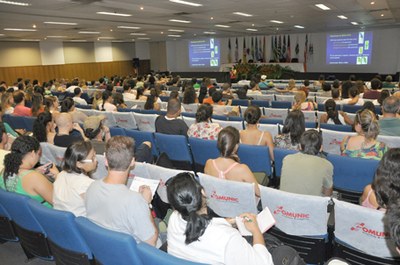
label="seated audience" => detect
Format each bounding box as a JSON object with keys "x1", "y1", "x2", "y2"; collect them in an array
[
  {"x1": 31, "y1": 93, "x2": 45, "y2": 117},
  {"x1": 53, "y1": 141, "x2": 96, "y2": 217},
  {"x1": 12, "y1": 91, "x2": 32, "y2": 116},
  {"x1": 258, "y1": 75, "x2": 269, "y2": 89},
  {"x1": 136, "y1": 87, "x2": 147, "y2": 101},
  {"x1": 382, "y1": 75, "x2": 395, "y2": 89},
  {"x1": 247, "y1": 80, "x2": 262, "y2": 95},
  {"x1": 61, "y1": 98, "x2": 88, "y2": 124},
  {"x1": 374, "y1": 89, "x2": 390, "y2": 106},
  {"x1": 123, "y1": 83, "x2": 137, "y2": 101},
  {"x1": 202, "y1": 87, "x2": 217, "y2": 105},
  {"x1": 113, "y1": 93, "x2": 128, "y2": 109},
  {"x1": 204, "y1": 126, "x2": 260, "y2": 197},
  {"x1": 0, "y1": 136, "x2": 58, "y2": 207},
  {"x1": 319, "y1": 99, "x2": 353, "y2": 126},
  {"x1": 363, "y1": 78, "x2": 382, "y2": 100},
  {"x1": 319, "y1": 83, "x2": 332, "y2": 97},
  {"x1": 378, "y1": 96, "x2": 400, "y2": 136},
  {"x1": 85, "y1": 136, "x2": 160, "y2": 247},
  {"x1": 221, "y1": 83, "x2": 235, "y2": 99},
  {"x1": 1, "y1": 92, "x2": 14, "y2": 114},
  {"x1": 240, "y1": 106, "x2": 274, "y2": 160},
  {"x1": 73, "y1": 87, "x2": 87, "y2": 106},
  {"x1": 341, "y1": 86, "x2": 364, "y2": 105},
  {"x1": 92, "y1": 90, "x2": 103, "y2": 109},
  {"x1": 280, "y1": 130, "x2": 333, "y2": 196},
  {"x1": 187, "y1": 104, "x2": 222, "y2": 140},
  {"x1": 155, "y1": 98, "x2": 188, "y2": 135},
  {"x1": 182, "y1": 87, "x2": 198, "y2": 104},
  {"x1": 341, "y1": 80, "x2": 352, "y2": 99},
  {"x1": 99, "y1": 90, "x2": 117, "y2": 112},
  {"x1": 292, "y1": 91, "x2": 316, "y2": 111},
  {"x1": 361, "y1": 148, "x2": 400, "y2": 211},
  {"x1": 83, "y1": 115, "x2": 111, "y2": 154},
  {"x1": 341, "y1": 109, "x2": 388, "y2": 160},
  {"x1": 44, "y1": 96, "x2": 60, "y2": 115},
  {"x1": 166, "y1": 172, "x2": 273, "y2": 265},
  {"x1": 32, "y1": 111, "x2": 56, "y2": 144},
  {"x1": 54, "y1": 113, "x2": 86, "y2": 148},
  {"x1": 274, "y1": 110, "x2": 305, "y2": 151},
  {"x1": 144, "y1": 92, "x2": 160, "y2": 111}
]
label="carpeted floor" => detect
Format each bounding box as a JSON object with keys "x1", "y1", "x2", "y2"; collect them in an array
[{"x1": 0, "y1": 241, "x2": 54, "y2": 265}]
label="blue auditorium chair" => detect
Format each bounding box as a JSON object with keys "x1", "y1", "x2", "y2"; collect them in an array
[
  {"x1": 124, "y1": 129, "x2": 158, "y2": 156},
  {"x1": 237, "y1": 144, "x2": 272, "y2": 185},
  {"x1": 320, "y1": 123, "x2": 353, "y2": 132},
  {"x1": 188, "y1": 137, "x2": 219, "y2": 172},
  {"x1": 271, "y1": 101, "x2": 292, "y2": 109},
  {"x1": 154, "y1": 133, "x2": 193, "y2": 170}
]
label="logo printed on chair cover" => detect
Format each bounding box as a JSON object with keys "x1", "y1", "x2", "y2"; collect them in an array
[
  {"x1": 210, "y1": 190, "x2": 239, "y2": 203},
  {"x1": 116, "y1": 118, "x2": 128, "y2": 123},
  {"x1": 273, "y1": 206, "x2": 310, "y2": 220},
  {"x1": 139, "y1": 120, "x2": 150, "y2": 125},
  {"x1": 329, "y1": 139, "x2": 342, "y2": 145},
  {"x1": 350, "y1": 223, "x2": 389, "y2": 239}
]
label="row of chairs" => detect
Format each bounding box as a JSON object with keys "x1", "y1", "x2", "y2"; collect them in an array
[{"x1": 0, "y1": 188, "x2": 204, "y2": 265}]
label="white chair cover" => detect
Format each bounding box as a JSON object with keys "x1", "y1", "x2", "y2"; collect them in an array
[
  {"x1": 96, "y1": 111, "x2": 117, "y2": 128},
  {"x1": 320, "y1": 128, "x2": 356, "y2": 155},
  {"x1": 260, "y1": 186, "x2": 330, "y2": 236},
  {"x1": 133, "y1": 113, "x2": 158, "y2": 132},
  {"x1": 254, "y1": 94, "x2": 274, "y2": 101},
  {"x1": 275, "y1": 94, "x2": 294, "y2": 102},
  {"x1": 79, "y1": 109, "x2": 94, "y2": 116},
  {"x1": 182, "y1": 103, "x2": 199, "y2": 113},
  {"x1": 182, "y1": 116, "x2": 196, "y2": 128},
  {"x1": 252, "y1": 124, "x2": 280, "y2": 139},
  {"x1": 213, "y1": 119, "x2": 243, "y2": 131},
  {"x1": 92, "y1": 154, "x2": 108, "y2": 180},
  {"x1": 240, "y1": 106, "x2": 248, "y2": 117},
  {"x1": 264, "y1": 108, "x2": 288, "y2": 121},
  {"x1": 377, "y1": 135, "x2": 400, "y2": 148},
  {"x1": 198, "y1": 173, "x2": 258, "y2": 217},
  {"x1": 126, "y1": 100, "x2": 145, "y2": 109},
  {"x1": 113, "y1": 112, "x2": 137, "y2": 130},
  {"x1": 302, "y1": 111, "x2": 317, "y2": 122},
  {"x1": 40, "y1": 142, "x2": 66, "y2": 167},
  {"x1": 334, "y1": 199, "x2": 399, "y2": 258},
  {"x1": 316, "y1": 96, "x2": 330, "y2": 104}
]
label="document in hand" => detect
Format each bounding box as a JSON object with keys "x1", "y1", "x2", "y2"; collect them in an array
[
  {"x1": 235, "y1": 207, "x2": 276, "y2": 236},
  {"x1": 129, "y1": 177, "x2": 160, "y2": 198}
]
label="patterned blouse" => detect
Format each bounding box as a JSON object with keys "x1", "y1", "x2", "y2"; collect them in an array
[
  {"x1": 341, "y1": 137, "x2": 388, "y2": 160},
  {"x1": 187, "y1": 122, "x2": 223, "y2": 140},
  {"x1": 273, "y1": 134, "x2": 300, "y2": 151}
]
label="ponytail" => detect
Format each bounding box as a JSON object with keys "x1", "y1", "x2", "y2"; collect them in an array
[
  {"x1": 325, "y1": 99, "x2": 342, "y2": 125},
  {"x1": 217, "y1": 126, "x2": 240, "y2": 163},
  {"x1": 184, "y1": 211, "x2": 211, "y2": 244},
  {"x1": 3, "y1": 153, "x2": 23, "y2": 190}
]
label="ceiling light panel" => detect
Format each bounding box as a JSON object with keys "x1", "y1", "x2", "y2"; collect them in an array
[
  {"x1": 215, "y1": 24, "x2": 231, "y2": 28},
  {"x1": 168, "y1": 29, "x2": 185, "y2": 32},
  {"x1": 233, "y1": 12, "x2": 253, "y2": 17},
  {"x1": 0, "y1": 0, "x2": 30, "y2": 6},
  {"x1": 270, "y1": 20, "x2": 284, "y2": 24},
  {"x1": 44, "y1": 22, "x2": 77, "y2": 25},
  {"x1": 315, "y1": 4, "x2": 330, "y2": 10},
  {"x1": 169, "y1": 19, "x2": 191, "y2": 23},
  {"x1": 169, "y1": 0, "x2": 202, "y2": 7},
  {"x1": 117, "y1": 26, "x2": 141, "y2": 29},
  {"x1": 96, "y1": 12, "x2": 131, "y2": 17},
  {"x1": 4, "y1": 28, "x2": 36, "y2": 31}
]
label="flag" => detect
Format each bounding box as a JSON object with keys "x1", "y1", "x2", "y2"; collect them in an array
[
  {"x1": 254, "y1": 37, "x2": 258, "y2": 61},
  {"x1": 228, "y1": 38, "x2": 232, "y2": 63},
  {"x1": 287, "y1": 35, "x2": 291, "y2": 62},
  {"x1": 274, "y1": 35, "x2": 279, "y2": 61},
  {"x1": 304, "y1": 34, "x2": 308, "y2": 72},
  {"x1": 282, "y1": 35, "x2": 286, "y2": 61},
  {"x1": 234, "y1": 37, "x2": 239, "y2": 62},
  {"x1": 258, "y1": 37, "x2": 263, "y2": 62},
  {"x1": 251, "y1": 37, "x2": 255, "y2": 60},
  {"x1": 263, "y1": 36, "x2": 267, "y2": 62},
  {"x1": 242, "y1": 37, "x2": 247, "y2": 62},
  {"x1": 278, "y1": 35, "x2": 282, "y2": 61},
  {"x1": 295, "y1": 36, "x2": 299, "y2": 56},
  {"x1": 270, "y1": 36, "x2": 275, "y2": 61}
]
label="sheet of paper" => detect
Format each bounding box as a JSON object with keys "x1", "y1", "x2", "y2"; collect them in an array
[
  {"x1": 236, "y1": 207, "x2": 276, "y2": 236},
  {"x1": 129, "y1": 176, "x2": 160, "y2": 198}
]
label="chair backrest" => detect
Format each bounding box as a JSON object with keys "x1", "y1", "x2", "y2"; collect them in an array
[
  {"x1": 316, "y1": 96, "x2": 330, "y2": 104},
  {"x1": 377, "y1": 135, "x2": 400, "y2": 148},
  {"x1": 334, "y1": 199, "x2": 399, "y2": 259},
  {"x1": 327, "y1": 154, "x2": 380, "y2": 193},
  {"x1": 271, "y1": 101, "x2": 292, "y2": 109},
  {"x1": 126, "y1": 100, "x2": 146, "y2": 109},
  {"x1": 154, "y1": 133, "x2": 193, "y2": 164},
  {"x1": 11, "y1": 115, "x2": 26, "y2": 129},
  {"x1": 212, "y1": 119, "x2": 243, "y2": 131},
  {"x1": 255, "y1": 123, "x2": 280, "y2": 139},
  {"x1": 198, "y1": 173, "x2": 258, "y2": 217},
  {"x1": 320, "y1": 123, "x2": 353, "y2": 132},
  {"x1": 231, "y1": 99, "x2": 249, "y2": 106},
  {"x1": 137, "y1": 242, "x2": 206, "y2": 265},
  {"x1": 75, "y1": 216, "x2": 143, "y2": 265},
  {"x1": 260, "y1": 186, "x2": 330, "y2": 236},
  {"x1": 23, "y1": 116, "x2": 36, "y2": 131},
  {"x1": 320, "y1": 128, "x2": 356, "y2": 155},
  {"x1": 40, "y1": 142, "x2": 66, "y2": 167},
  {"x1": 342, "y1": 104, "x2": 363, "y2": 113},
  {"x1": 251, "y1": 100, "x2": 270, "y2": 108},
  {"x1": 264, "y1": 107, "x2": 289, "y2": 121},
  {"x1": 28, "y1": 200, "x2": 92, "y2": 258},
  {"x1": 182, "y1": 103, "x2": 199, "y2": 113},
  {"x1": 133, "y1": 113, "x2": 158, "y2": 132},
  {"x1": 188, "y1": 138, "x2": 219, "y2": 170},
  {"x1": 253, "y1": 94, "x2": 274, "y2": 102},
  {"x1": 182, "y1": 116, "x2": 196, "y2": 128},
  {"x1": 275, "y1": 94, "x2": 294, "y2": 103},
  {"x1": 0, "y1": 197, "x2": 18, "y2": 241},
  {"x1": 95, "y1": 111, "x2": 117, "y2": 128},
  {"x1": 237, "y1": 144, "x2": 272, "y2": 175},
  {"x1": 124, "y1": 129, "x2": 158, "y2": 156},
  {"x1": 92, "y1": 154, "x2": 108, "y2": 180},
  {"x1": 110, "y1": 127, "x2": 126, "y2": 136},
  {"x1": 79, "y1": 108, "x2": 94, "y2": 116},
  {"x1": 273, "y1": 148, "x2": 298, "y2": 177},
  {"x1": 113, "y1": 112, "x2": 138, "y2": 130},
  {"x1": 2, "y1": 114, "x2": 15, "y2": 128},
  {"x1": 302, "y1": 110, "x2": 316, "y2": 122}
]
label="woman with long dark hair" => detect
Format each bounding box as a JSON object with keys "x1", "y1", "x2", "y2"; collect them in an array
[
  {"x1": 274, "y1": 110, "x2": 305, "y2": 150},
  {"x1": 0, "y1": 136, "x2": 58, "y2": 207},
  {"x1": 100, "y1": 90, "x2": 117, "y2": 112},
  {"x1": 204, "y1": 126, "x2": 260, "y2": 196},
  {"x1": 60, "y1": 97, "x2": 87, "y2": 123},
  {"x1": 32, "y1": 111, "x2": 56, "y2": 144},
  {"x1": 31, "y1": 93, "x2": 45, "y2": 117},
  {"x1": 166, "y1": 173, "x2": 273, "y2": 265},
  {"x1": 53, "y1": 140, "x2": 97, "y2": 216},
  {"x1": 319, "y1": 99, "x2": 353, "y2": 125}
]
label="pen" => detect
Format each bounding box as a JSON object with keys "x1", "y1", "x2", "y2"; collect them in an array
[{"x1": 244, "y1": 216, "x2": 252, "y2": 222}]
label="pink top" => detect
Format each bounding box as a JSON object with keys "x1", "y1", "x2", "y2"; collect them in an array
[
  {"x1": 211, "y1": 160, "x2": 239, "y2": 179},
  {"x1": 13, "y1": 105, "x2": 32, "y2": 117},
  {"x1": 361, "y1": 189, "x2": 385, "y2": 212}
]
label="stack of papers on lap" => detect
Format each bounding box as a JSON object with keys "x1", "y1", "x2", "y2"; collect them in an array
[
  {"x1": 236, "y1": 207, "x2": 276, "y2": 236},
  {"x1": 129, "y1": 177, "x2": 160, "y2": 198}
]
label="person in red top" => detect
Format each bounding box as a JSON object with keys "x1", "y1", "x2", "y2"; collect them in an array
[
  {"x1": 363, "y1": 78, "x2": 382, "y2": 100},
  {"x1": 12, "y1": 91, "x2": 32, "y2": 117}
]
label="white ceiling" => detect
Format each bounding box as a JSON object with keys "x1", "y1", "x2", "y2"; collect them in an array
[{"x1": 0, "y1": 0, "x2": 399, "y2": 42}]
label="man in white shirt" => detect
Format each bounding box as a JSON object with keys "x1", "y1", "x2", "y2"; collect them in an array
[
  {"x1": 73, "y1": 87, "x2": 88, "y2": 106},
  {"x1": 66, "y1": 80, "x2": 80, "y2": 93},
  {"x1": 123, "y1": 84, "x2": 137, "y2": 101}
]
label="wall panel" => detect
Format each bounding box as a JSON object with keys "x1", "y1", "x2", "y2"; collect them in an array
[{"x1": 0, "y1": 61, "x2": 134, "y2": 84}]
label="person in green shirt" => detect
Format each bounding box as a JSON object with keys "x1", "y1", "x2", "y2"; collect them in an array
[
  {"x1": 379, "y1": 96, "x2": 400, "y2": 136},
  {"x1": 0, "y1": 135, "x2": 58, "y2": 207}
]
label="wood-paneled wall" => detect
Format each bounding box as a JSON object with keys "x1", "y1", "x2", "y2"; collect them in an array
[{"x1": 0, "y1": 60, "x2": 135, "y2": 84}]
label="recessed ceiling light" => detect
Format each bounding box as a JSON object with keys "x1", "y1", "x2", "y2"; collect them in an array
[
  {"x1": 44, "y1": 22, "x2": 78, "y2": 26},
  {"x1": 20, "y1": 39, "x2": 40, "y2": 41},
  {"x1": 168, "y1": 29, "x2": 185, "y2": 32},
  {"x1": 117, "y1": 26, "x2": 141, "y2": 30},
  {"x1": 380, "y1": 13, "x2": 384, "y2": 17},
  {"x1": 4, "y1": 28, "x2": 36, "y2": 31},
  {"x1": 315, "y1": 4, "x2": 330, "y2": 10},
  {"x1": 130, "y1": 33, "x2": 147, "y2": 36},
  {"x1": 351, "y1": 22, "x2": 359, "y2": 25},
  {"x1": 168, "y1": 34, "x2": 181, "y2": 37},
  {"x1": 78, "y1": 31, "x2": 100, "y2": 34},
  {"x1": 138, "y1": 37, "x2": 150, "y2": 40},
  {"x1": 169, "y1": 0, "x2": 202, "y2": 7},
  {"x1": 252, "y1": 24, "x2": 255, "y2": 26},
  {"x1": 70, "y1": 40, "x2": 87, "y2": 42},
  {"x1": 161, "y1": 32, "x2": 164, "y2": 34},
  {"x1": 110, "y1": 29, "x2": 113, "y2": 32},
  {"x1": 370, "y1": 1, "x2": 375, "y2": 5},
  {"x1": 0, "y1": 34, "x2": 4, "y2": 36},
  {"x1": 215, "y1": 24, "x2": 230, "y2": 28},
  {"x1": 0, "y1": 0, "x2": 30, "y2": 6},
  {"x1": 169, "y1": 19, "x2": 191, "y2": 23},
  {"x1": 246, "y1": 28, "x2": 258, "y2": 32},
  {"x1": 233, "y1": 12, "x2": 253, "y2": 17},
  {"x1": 46, "y1": 36, "x2": 67, "y2": 38},
  {"x1": 337, "y1": 15, "x2": 348, "y2": 19},
  {"x1": 32, "y1": 24, "x2": 36, "y2": 28},
  {"x1": 140, "y1": 6, "x2": 144, "y2": 10},
  {"x1": 294, "y1": 25, "x2": 305, "y2": 29},
  {"x1": 203, "y1": 31, "x2": 216, "y2": 34},
  {"x1": 96, "y1": 12, "x2": 131, "y2": 17},
  {"x1": 270, "y1": 20, "x2": 284, "y2": 24}
]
